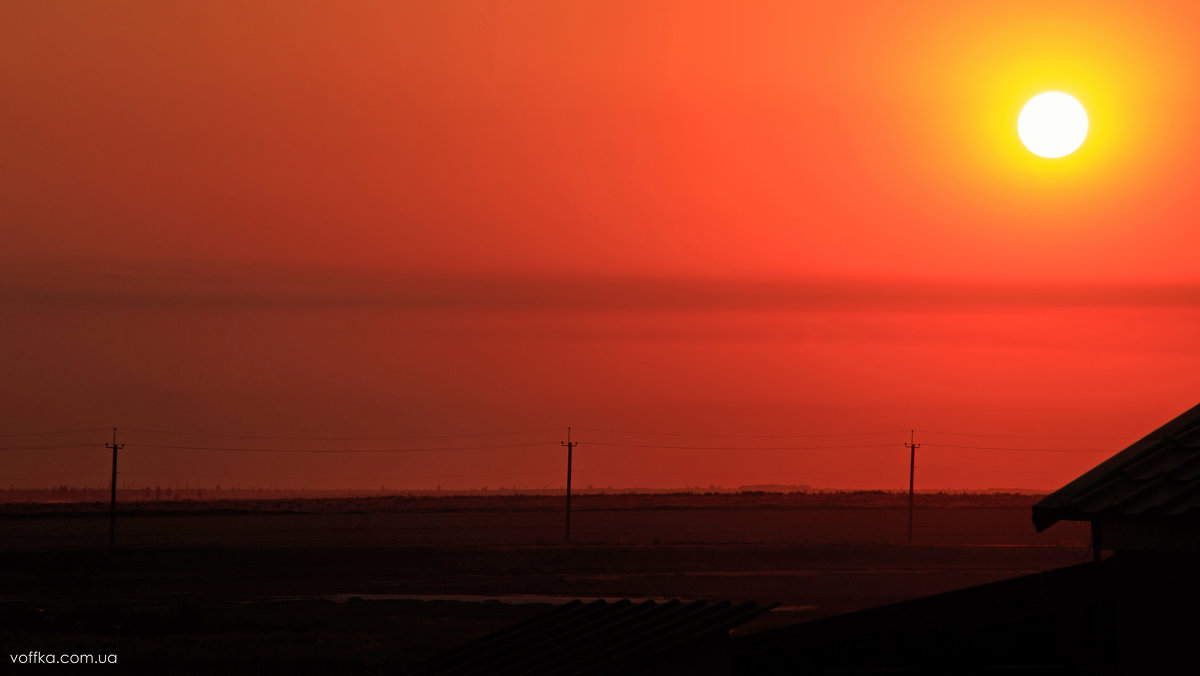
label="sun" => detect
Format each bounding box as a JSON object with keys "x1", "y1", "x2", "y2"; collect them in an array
[{"x1": 1018, "y1": 92, "x2": 1088, "y2": 158}]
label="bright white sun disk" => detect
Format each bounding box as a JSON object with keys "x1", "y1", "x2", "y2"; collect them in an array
[{"x1": 1018, "y1": 92, "x2": 1088, "y2": 158}]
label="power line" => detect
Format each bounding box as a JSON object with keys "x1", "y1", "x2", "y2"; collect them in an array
[
  {"x1": 127, "y1": 441, "x2": 552, "y2": 454},
  {"x1": 917, "y1": 429, "x2": 1131, "y2": 441},
  {"x1": 922, "y1": 443, "x2": 1115, "y2": 453},
  {"x1": 0, "y1": 429, "x2": 107, "y2": 439},
  {"x1": 577, "y1": 427, "x2": 1130, "y2": 443},
  {"x1": 121, "y1": 470, "x2": 564, "y2": 480},
  {"x1": 0, "y1": 440, "x2": 1118, "y2": 455},
  {"x1": 585, "y1": 442, "x2": 898, "y2": 451},
  {"x1": 585, "y1": 441, "x2": 1116, "y2": 454},
  {"x1": 119, "y1": 426, "x2": 563, "y2": 442},
  {"x1": 573, "y1": 427, "x2": 907, "y2": 439},
  {"x1": 573, "y1": 468, "x2": 910, "y2": 477},
  {"x1": 915, "y1": 465, "x2": 1086, "y2": 475},
  {"x1": 0, "y1": 443, "x2": 97, "y2": 451}
]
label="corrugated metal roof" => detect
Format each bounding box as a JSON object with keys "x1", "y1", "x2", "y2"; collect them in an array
[
  {"x1": 1033, "y1": 401, "x2": 1200, "y2": 531},
  {"x1": 410, "y1": 599, "x2": 772, "y2": 676}
]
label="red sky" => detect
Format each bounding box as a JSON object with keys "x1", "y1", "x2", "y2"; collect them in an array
[{"x1": 4, "y1": 1, "x2": 1200, "y2": 490}]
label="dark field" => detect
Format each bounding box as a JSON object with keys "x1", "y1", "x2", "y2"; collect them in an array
[{"x1": 0, "y1": 493, "x2": 1090, "y2": 673}]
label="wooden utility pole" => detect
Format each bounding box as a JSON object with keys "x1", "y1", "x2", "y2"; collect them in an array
[
  {"x1": 106, "y1": 427, "x2": 124, "y2": 550},
  {"x1": 905, "y1": 430, "x2": 920, "y2": 544},
  {"x1": 561, "y1": 427, "x2": 577, "y2": 544}
]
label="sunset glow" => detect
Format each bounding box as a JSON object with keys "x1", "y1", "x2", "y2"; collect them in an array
[
  {"x1": 1018, "y1": 93, "x2": 1088, "y2": 158},
  {"x1": 3, "y1": 2, "x2": 1200, "y2": 492}
]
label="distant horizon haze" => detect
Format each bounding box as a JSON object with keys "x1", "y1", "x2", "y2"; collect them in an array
[{"x1": 3, "y1": 2, "x2": 1200, "y2": 492}]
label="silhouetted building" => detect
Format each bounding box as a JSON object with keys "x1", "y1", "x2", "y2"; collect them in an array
[{"x1": 1034, "y1": 401, "x2": 1200, "y2": 558}]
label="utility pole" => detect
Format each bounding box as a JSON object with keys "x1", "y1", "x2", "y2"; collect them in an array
[
  {"x1": 905, "y1": 430, "x2": 920, "y2": 544},
  {"x1": 106, "y1": 427, "x2": 124, "y2": 550},
  {"x1": 561, "y1": 427, "x2": 577, "y2": 544}
]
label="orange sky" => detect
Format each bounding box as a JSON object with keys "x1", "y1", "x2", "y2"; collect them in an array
[{"x1": 3, "y1": 1, "x2": 1200, "y2": 490}]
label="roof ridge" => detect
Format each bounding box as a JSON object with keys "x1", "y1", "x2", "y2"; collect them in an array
[{"x1": 1032, "y1": 401, "x2": 1200, "y2": 531}]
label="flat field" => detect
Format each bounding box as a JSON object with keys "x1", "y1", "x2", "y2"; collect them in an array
[{"x1": 0, "y1": 493, "x2": 1090, "y2": 673}]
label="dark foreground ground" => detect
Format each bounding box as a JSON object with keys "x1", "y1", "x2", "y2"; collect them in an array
[{"x1": 0, "y1": 493, "x2": 1089, "y2": 673}]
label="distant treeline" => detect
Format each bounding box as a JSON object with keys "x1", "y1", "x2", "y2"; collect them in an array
[
  {"x1": 2, "y1": 485, "x2": 819, "y2": 504},
  {"x1": 1, "y1": 486, "x2": 403, "y2": 503},
  {"x1": 0, "y1": 488, "x2": 1049, "y2": 514},
  {"x1": 0, "y1": 483, "x2": 1049, "y2": 505}
]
